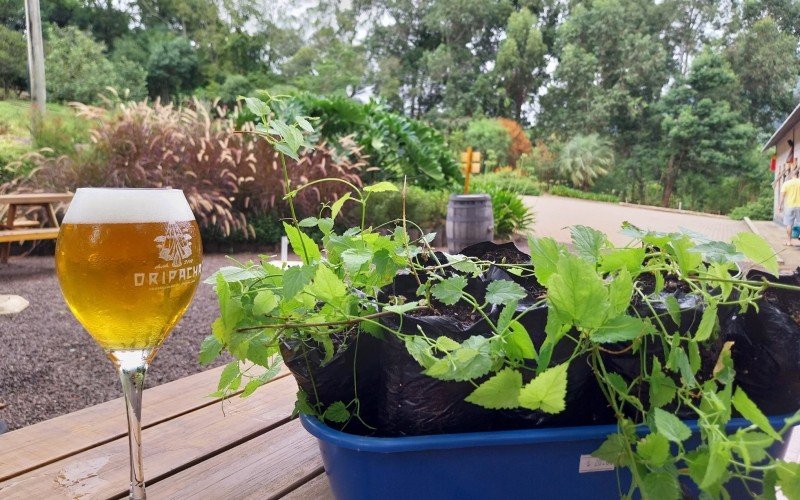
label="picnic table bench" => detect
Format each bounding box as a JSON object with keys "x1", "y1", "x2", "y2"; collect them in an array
[
  {"x1": 0, "y1": 193, "x2": 73, "y2": 263},
  {"x1": 0, "y1": 366, "x2": 333, "y2": 499}
]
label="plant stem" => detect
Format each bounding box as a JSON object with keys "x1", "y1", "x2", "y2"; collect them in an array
[
  {"x1": 236, "y1": 307, "x2": 427, "y2": 332},
  {"x1": 279, "y1": 152, "x2": 310, "y2": 262}
]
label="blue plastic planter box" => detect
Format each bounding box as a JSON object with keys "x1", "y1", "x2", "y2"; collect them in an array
[{"x1": 301, "y1": 414, "x2": 789, "y2": 499}]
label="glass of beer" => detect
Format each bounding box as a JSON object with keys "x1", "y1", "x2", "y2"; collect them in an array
[{"x1": 55, "y1": 188, "x2": 202, "y2": 499}]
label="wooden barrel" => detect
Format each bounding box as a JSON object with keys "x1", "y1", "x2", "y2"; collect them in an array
[{"x1": 446, "y1": 194, "x2": 494, "y2": 253}]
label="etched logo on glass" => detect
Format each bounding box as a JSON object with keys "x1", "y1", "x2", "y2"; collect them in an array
[{"x1": 155, "y1": 222, "x2": 193, "y2": 268}]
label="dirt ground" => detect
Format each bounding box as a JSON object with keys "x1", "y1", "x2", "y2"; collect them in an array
[{"x1": 0, "y1": 253, "x2": 264, "y2": 431}]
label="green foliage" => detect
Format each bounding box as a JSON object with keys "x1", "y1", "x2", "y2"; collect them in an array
[
  {"x1": 363, "y1": 184, "x2": 449, "y2": 232},
  {"x1": 472, "y1": 183, "x2": 535, "y2": 238},
  {"x1": 548, "y1": 185, "x2": 619, "y2": 203},
  {"x1": 495, "y1": 8, "x2": 546, "y2": 120},
  {"x1": 145, "y1": 35, "x2": 200, "y2": 101},
  {"x1": 289, "y1": 94, "x2": 461, "y2": 189},
  {"x1": 729, "y1": 195, "x2": 774, "y2": 221},
  {"x1": 0, "y1": 26, "x2": 26, "y2": 96},
  {"x1": 558, "y1": 134, "x2": 614, "y2": 190},
  {"x1": 45, "y1": 26, "x2": 147, "y2": 104},
  {"x1": 472, "y1": 171, "x2": 541, "y2": 196},
  {"x1": 463, "y1": 118, "x2": 512, "y2": 169}
]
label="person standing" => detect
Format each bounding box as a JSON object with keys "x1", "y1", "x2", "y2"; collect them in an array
[{"x1": 780, "y1": 168, "x2": 800, "y2": 246}]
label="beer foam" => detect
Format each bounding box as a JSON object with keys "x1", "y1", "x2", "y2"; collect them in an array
[{"x1": 62, "y1": 188, "x2": 196, "y2": 224}]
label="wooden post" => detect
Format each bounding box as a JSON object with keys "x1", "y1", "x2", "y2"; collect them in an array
[
  {"x1": 464, "y1": 147, "x2": 473, "y2": 194},
  {"x1": 24, "y1": 0, "x2": 46, "y2": 121}
]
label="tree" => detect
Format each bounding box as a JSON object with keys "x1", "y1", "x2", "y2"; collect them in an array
[
  {"x1": 495, "y1": 8, "x2": 546, "y2": 121},
  {"x1": 46, "y1": 26, "x2": 147, "y2": 103},
  {"x1": 145, "y1": 35, "x2": 201, "y2": 101},
  {"x1": 558, "y1": 133, "x2": 614, "y2": 190},
  {"x1": 0, "y1": 26, "x2": 27, "y2": 96},
  {"x1": 657, "y1": 51, "x2": 755, "y2": 207},
  {"x1": 463, "y1": 118, "x2": 512, "y2": 169},
  {"x1": 726, "y1": 17, "x2": 799, "y2": 131}
]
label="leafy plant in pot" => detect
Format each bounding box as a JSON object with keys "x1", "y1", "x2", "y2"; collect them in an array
[{"x1": 200, "y1": 94, "x2": 800, "y2": 499}]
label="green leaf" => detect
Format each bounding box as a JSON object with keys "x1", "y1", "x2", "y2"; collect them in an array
[
  {"x1": 528, "y1": 236, "x2": 565, "y2": 284},
  {"x1": 447, "y1": 254, "x2": 481, "y2": 277},
  {"x1": 732, "y1": 232, "x2": 779, "y2": 275},
  {"x1": 637, "y1": 433, "x2": 671, "y2": 467},
  {"x1": 777, "y1": 461, "x2": 800, "y2": 500},
  {"x1": 283, "y1": 222, "x2": 321, "y2": 264},
  {"x1": 341, "y1": 247, "x2": 373, "y2": 273},
  {"x1": 274, "y1": 142, "x2": 300, "y2": 161},
  {"x1": 664, "y1": 295, "x2": 681, "y2": 327},
  {"x1": 295, "y1": 116, "x2": 314, "y2": 132},
  {"x1": 217, "y1": 362, "x2": 240, "y2": 391},
  {"x1": 546, "y1": 254, "x2": 609, "y2": 329},
  {"x1": 404, "y1": 336, "x2": 435, "y2": 368},
  {"x1": 694, "y1": 304, "x2": 718, "y2": 342},
  {"x1": 669, "y1": 236, "x2": 703, "y2": 275},
  {"x1": 205, "y1": 265, "x2": 267, "y2": 284},
  {"x1": 384, "y1": 301, "x2": 420, "y2": 314},
  {"x1": 465, "y1": 368, "x2": 523, "y2": 409},
  {"x1": 282, "y1": 265, "x2": 315, "y2": 301},
  {"x1": 322, "y1": 401, "x2": 350, "y2": 423},
  {"x1": 608, "y1": 269, "x2": 633, "y2": 315},
  {"x1": 505, "y1": 320, "x2": 536, "y2": 360},
  {"x1": 732, "y1": 430, "x2": 772, "y2": 465},
  {"x1": 649, "y1": 359, "x2": 677, "y2": 408},
  {"x1": 330, "y1": 192, "x2": 352, "y2": 220},
  {"x1": 518, "y1": 363, "x2": 569, "y2": 414},
  {"x1": 318, "y1": 217, "x2": 334, "y2": 235},
  {"x1": 298, "y1": 217, "x2": 318, "y2": 228},
  {"x1": 363, "y1": 181, "x2": 398, "y2": 193},
  {"x1": 641, "y1": 470, "x2": 680, "y2": 500},
  {"x1": 701, "y1": 439, "x2": 731, "y2": 489},
  {"x1": 199, "y1": 335, "x2": 223, "y2": 365},
  {"x1": 486, "y1": 280, "x2": 527, "y2": 305},
  {"x1": 599, "y1": 248, "x2": 645, "y2": 274},
  {"x1": 732, "y1": 388, "x2": 781, "y2": 440},
  {"x1": 593, "y1": 433, "x2": 630, "y2": 466},
  {"x1": 431, "y1": 275, "x2": 468, "y2": 306},
  {"x1": 252, "y1": 290, "x2": 279, "y2": 316},
  {"x1": 242, "y1": 96, "x2": 270, "y2": 117},
  {"x1": 434, "y1": 336, "x2": 461, "y2": 352},
  {"x1": 591, "y1": 315, "x2": 650, "y2": 344},
  {"x1": 653, "y1": 407, "x2": 691, "y2": 443},
  {"x1": 571, "y1": 225, "x2": 607, "y2": 262},
  {"x1": 423, "y1": 336, "x2": 494, "y2": 381},
  {"x1": 307, "y1": 265, "x2": 347, "y2": 304}
]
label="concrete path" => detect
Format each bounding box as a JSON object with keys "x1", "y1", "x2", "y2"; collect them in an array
[{"x1": 523, "y1": 195, "x2": 748, "y2": 246}]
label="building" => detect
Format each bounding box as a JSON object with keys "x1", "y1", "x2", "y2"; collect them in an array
[{"x1": 764, "y1": 103, "x2": 800, "y2": 222}]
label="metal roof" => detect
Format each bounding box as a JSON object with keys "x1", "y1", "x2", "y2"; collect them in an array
[{"x1": 763, "y1": 102, "x2": 800, "y2": 152}]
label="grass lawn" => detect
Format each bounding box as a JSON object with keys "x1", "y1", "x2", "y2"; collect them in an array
[{"x1": 0, "y1": 99, "x2": 89, "y2": 179}]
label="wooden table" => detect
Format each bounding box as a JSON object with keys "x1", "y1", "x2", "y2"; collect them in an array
[
  {"x1": 0, "y1": 366, "x2": 333, "y2": 499},
  {"x1": 0, "y1": 193, "x2": 73, "y2": 263}
]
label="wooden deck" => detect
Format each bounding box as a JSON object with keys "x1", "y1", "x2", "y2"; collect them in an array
[{"x1": 0, "y1": 366, "x2": 332, "y2": 499}]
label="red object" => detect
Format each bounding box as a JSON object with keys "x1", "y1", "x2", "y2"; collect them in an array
[{"x1": 771, "y1": 156, "x2": 777, "y2": 171}]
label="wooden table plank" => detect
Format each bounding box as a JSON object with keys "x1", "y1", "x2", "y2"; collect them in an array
[
  {"x1": 0, "y1": 374, "x2": 298, "y2": 499},
  {"x1": 147, "y1": 418, "x2": 323, "y2": 499},
  {"x1": 0, "y1": 193, "x2": 74, "y2": 204},
  {"x1": 0, "y1": 366, "x2": 287, "y2": 482},
  {"x1": 281, "y1": 472, "x2": 334, "y2": 500}
]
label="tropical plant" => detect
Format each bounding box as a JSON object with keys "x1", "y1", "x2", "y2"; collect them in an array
[{"x1": 558, "y1": 133, "x2": 614, "y2": 190}]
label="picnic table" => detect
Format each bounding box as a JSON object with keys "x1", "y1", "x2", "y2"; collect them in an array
[
  {"x1": 0, "y1": 366, "x2": 333, "y2": 499},
  {"x1": 0, "y1": 192, "x2": 73, "y2": 263}
]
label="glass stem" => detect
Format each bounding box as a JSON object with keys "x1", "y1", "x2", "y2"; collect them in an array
[{"x1": 112, "y1": 349, "x2": 150, "y2": 500}]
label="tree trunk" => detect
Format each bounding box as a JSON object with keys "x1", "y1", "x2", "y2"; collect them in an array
[{"x1": 661, "y1": 155, "x2": 678, "y2": 207}]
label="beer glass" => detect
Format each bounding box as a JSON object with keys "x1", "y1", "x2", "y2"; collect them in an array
[{"x1": 55, "y1": 188, "x2": 202, "y2": 499}]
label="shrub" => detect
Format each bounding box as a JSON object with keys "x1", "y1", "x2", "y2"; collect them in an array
[
  {"x1": 729, "y1": 196, "x2": 774, "y2": 220},
  {"x1": 472, "y1": 182, "x2": 534, "y2": 238},
  {"x1": 471, "y1": 171, "x2": 540, "y2": 196},
  {"x1": 464, "y1": 118, "x2": 512, "y2": 169},
  {"x1": 0, "y1": 26, "x2": 27, "y2": 96},
  {"x1": 497, "y1": 118, "x2": 532, "y2": 167},
  {"x1": 548, "y1": 185, "x2": 620, "y2": 203},
  {"x1": 362, "y1": 184, "x2": 449, "y2": 233},
  {"x1": 4, "y1": 99, "x2": 365, "y2": 238}
]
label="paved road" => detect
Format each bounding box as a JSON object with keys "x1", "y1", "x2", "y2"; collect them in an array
[{"x1": 524, "y1": 195, "x2": 748, "y2": 246}]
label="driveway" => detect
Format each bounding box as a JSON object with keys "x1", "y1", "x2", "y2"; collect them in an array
[{"x1": 524, "y1": 195, "x2": 748, "y2": 246}]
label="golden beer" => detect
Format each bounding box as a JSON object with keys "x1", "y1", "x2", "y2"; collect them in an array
[{"x1": 56, "y1": 221, "x2": 202, "y2": 350}]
